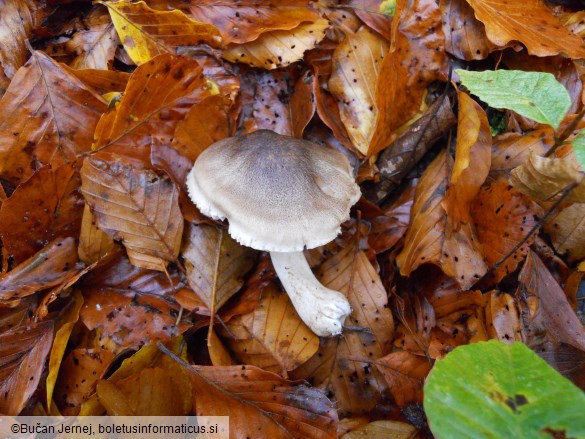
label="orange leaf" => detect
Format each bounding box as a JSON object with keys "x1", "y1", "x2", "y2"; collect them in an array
[
  {"x1": 0, "y1": 50, "x2": 107, "y2": 184},
  {"x1": 375, "y1": 351, "x2": 432, "y2": 406},
  {"x1": 465, "y1": 0, "x2": 585, "y2": 58},
  {"x1": 189, "y1": 0, "x2": 321, "y2": 44},
  {"x1": 0, "y1": 320, "x2": 53, "y2": 415},
  {"x1": 222, "y1": 284, "x2": 319, "y2": 374},
  {"x1": 80, "y1": 155, "x2": 183, "y2": 271},
  {"x1": 544, "y1": 202, "x2": 585, "y2": 263}
]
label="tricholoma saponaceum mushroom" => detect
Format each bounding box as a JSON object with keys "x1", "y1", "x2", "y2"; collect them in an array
[{"x1": 186, "y1": 130, "x2": 361, "y2": 337}]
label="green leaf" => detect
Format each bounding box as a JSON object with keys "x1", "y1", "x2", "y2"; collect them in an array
[
  {"x1": 571, "y1": 130, "x2": 585, "y2": 172},
  {"x1": 424, "y1": 341, "x2": 585, "y2": 439},
  {"x1": 456, "y1": 69, "x2": 571, "y2": 130}
]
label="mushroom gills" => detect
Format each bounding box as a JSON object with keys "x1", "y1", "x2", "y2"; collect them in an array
[{"x1": 270, "y1": 251, "x2": 351, "y2": 337}]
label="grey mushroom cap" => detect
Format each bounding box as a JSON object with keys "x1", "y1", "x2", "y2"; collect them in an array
[{"x1": 186, "y1": 130, "x2": 362, "y2": 252}]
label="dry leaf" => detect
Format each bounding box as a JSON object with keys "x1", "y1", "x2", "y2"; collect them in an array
[
  {"x1": 81, "y1": 154, "x2": 183, "y2": 271},
  {"x1": 181, "y1": 224, "x2": 254, "y2": 310},
  {"x1": 544, "y1": 202, "x2": 585, "y2": 262},
  {"x1": 67, "y1": 7, "x2": 118, "y2": 70},
  {"x1": 471, "y1": 181, "x2": 543, "y2": 283},
  {"x1": 486, "y1": 291, "x2": 521, "y2": 343},
  {"x1": 465, "y1": 0, "x2": 585, "y2": 58},
  {"x1": 0, "y1": 237, "x2": 79, "y2": 302},
  {"x1": 102, "y1": 0, "x2": 222, "y2": 64},
  {"x1": 184, "y1": 363, "x2": 337, "y2": 438},
  {"x1": 71, "y1": 68, "x2": 130, "y2": 94},
  {"x1": 92, "y1": 53, "x2": 215, "y2": 164},
  {"x1": 342, "y1": 420, "x2": 418, "y2": 439},
  {"x1": 223, "y1": 19, "x2": 329, "y2": 69},
  {"x1": 0, "y1": 164, "x2": 83, "y2": 266},
  {"x1": 329, "y1": 26, "x2": 388, "y2": 155},
  {"x1": 222, "y1": 284, "x2": 319, "y2": 374},
  {"x1": 0, "y1": 320, "x2": 53, "y2": 415},
  {"x1": 510, "y1": 151, "x2": 585, "y2": 203},
  {"x1": 490, "y1": 130, "x2": 552, "y2": 174},
  {"x1": 375, "y1": 351, "x2": 432, "y2": 406},
  {"x1": 0, "y1": 50, "x2": 107, "y2": 184},
  {"x1": 189, "y1": 0, "x2": 321, "y2": 45},
  {"x1": 78, "y1": 204, "x2": 117, "y2": 264}
]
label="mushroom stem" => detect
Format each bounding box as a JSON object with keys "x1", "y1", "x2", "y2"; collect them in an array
[{"x1": 270, "y1": 251, "x2": 352, "y2": 337}]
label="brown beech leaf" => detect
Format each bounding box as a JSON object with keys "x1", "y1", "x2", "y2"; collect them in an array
[
  {"x1": 180, "y1": 362, "x2": 337, "y2": 438},
  {"x1": 0, "y1": 320, "x2": 53, "y2": 415},
  {"x1": 349, "y1": 0, "x2": 392, "y2": 40},
  {"x1": 97, "y1": 365, "x2": 191, "y2": 415},
  {"x1": 398, "y1": 93, "x2": 490, "y2": 289},
  {"x1": 293, "y1": 243, "x2": 394, "y2": 414},
  {"x1": 519, "y1": 250, "x2": 585, "y2": 351},
  {"x1": 102, "y1": 0, "x2": 222, "y2": 65},
  {"x1": 80, "y1": 155, "x2": 183, "y2": 271},
  {"x1": 80, "y1": 288, "x2": 189, "y2": 353},
  {"x1": 465, "y1": 0, "x2": 585, "y2": 58},
  {"x1": 0, "y1": 237, "x2": 79, "y2": 302},
  {"x1": 544, "y1": 203, "x2": 585, "y2": 262},
  {"x1": 71, "y1": 69, "x2": 130, "y2": 94},
  {"x1": 440, "y1": 0, "x2": 495, "y2": 60},
  {"x1": 67, "y1": 7, "x2": 119, "y2": 70},
  {"x1": 510, "y1": 151, "x2": 585, "y2": 203},
  {"x1": 0, "y1": 50, "x2": 107, "y2": 185},
  {"x1": 55, "y1": 348, "x2": 116, "y2": 415},
  {"x1": 0, "y1": 165, "x2": 83, "y2": 266},
  {"x1": 342, "y1": 420, "x2": 417, "y2": 439},
  {"x1": 371, "y1": 0, "x2": 448, "y2": 155},
  {"x1": 189, "y1": 0, "x2": 321, "y2": 45},
  {"x1": 78, "y1": 204, "x2": 117, "y2": 264},
  {"x1": 171, "y1": 94, "x2": 236, "y2": 162},
  {"x1": 375, "y1": 351, "x2": 432, "y2": 406},
  {"x1": 92, "y1": 53, "x2": 215, "y2": 164},
  {"x1": 181, "y1": 224, "x2": 254, "y2": 310},
  {"x1": 486, "y1": 290, "x2": 522, "y2": 343},
  {"x1": 223, "y1": 19, "x2": 329, "y2": 69},
  {"x1": 0, "y1": 0, "x2": 35, "y2": 92},
  {"x1": 329, "y1": 26, "x2": 388, "y2": 155},
  {"x1": 221, "y1": 284, "x2": 319, "y2": 374},
  {"x1": 471, "y1": 181, "x2": 543, "y2": 283},
  {"x1": 490, "y1": 130, "x2": 552, "y2": 174}
]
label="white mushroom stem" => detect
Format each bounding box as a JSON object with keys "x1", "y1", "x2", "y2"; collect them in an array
[{"x1": 270, "y1": 251, "x2": 352, "y2": 337}]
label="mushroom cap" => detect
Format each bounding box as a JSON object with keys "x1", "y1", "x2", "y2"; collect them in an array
[{"x1": 186, "y1": 130, "x2": 361, "y2": 252}]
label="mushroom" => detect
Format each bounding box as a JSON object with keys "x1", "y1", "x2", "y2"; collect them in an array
[{"x1": 186, "y1": 130, "x2": 361, "y2": 337}]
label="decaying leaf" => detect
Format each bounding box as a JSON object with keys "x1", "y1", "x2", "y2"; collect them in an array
[
  {"x1": 223, "y1": 19, "x2": 329, "y2": 69},
  {"x1": 544, "y1": 202, "x2": 585, "y2": 262},
  {"x1": 182, "y1": 224, "x2": 254, "y2": 310},
  {"x1": 222, "y1": 284, "x2": 319, "y2": 374},
  {"x1": 0, "y1": 320, "x2": 53, "y2": 415},
  {"x1": 81, "y1": 154, "x2": 183, "y2": 271},
  {"x1": 329, "y1": 26, "x2": 389, "y2": 155},
  {"x1": 102, "y1": 0, "x2": 222, "y2": 65},
  {"x1": 0, "y1": 50, "x2": 107, "y2": 184},
  {"x1": 465, "y1": 0, "x2": 585, "y2": 58},
  {"x1": 375, "y1": 351, "x2": 432, "y2": 406},
  {"x1": 189, "y1": 0, "x2": 321, "y2": 45},
  {"x1": 78, "y1": 204, "x2": 117, "y2": 264}
]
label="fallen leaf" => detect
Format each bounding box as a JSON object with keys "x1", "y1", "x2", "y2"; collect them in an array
[
  {"x1": 189, "y1": 0, "x2": 321, "y2": 45},
  {"x1": 55, "y1": 348, "x2": 116, "y2": 415},
  {"x1": 440, "y1": 0, "x2": 495, "y2": 60},
  {"x1": 0, "y1": 320, "x2": 53, "y2": 415},
  {"x1": 181, "y1": 224, "x2": 254, "y2": 310},
  {"x1": 91, "y1": 53, "x2": 215, "y2": 164},
  {"x1": 223, "y1": 19, "x2": 329, "y2": 69},
  {"x1": 471, "y1": 181, "x2": 543, "y2": 283},
  {"x1": 341, "y1": 419, "x2": 418, "y2": 439},
  {"x1": 0, "y1": 50, "x2": 107, "y2": 184},
  {"x1": 0, "y1": 0, "x2": 35, "y2": 92},
  {"x1": 71, "y1": 68, "x2": 130, "y2": 94},
  {"x1": 102, "y1": 0, "x2": 222, "y2": 64},
  {"x1": 519, "y1": 250, "x2": 585, "y2": 351},
  {"x1": 67, "y1": 6, "x2": 119, "y2": 70},
  {"x1": 329, "y1": 26, "x2": 389, "y2": 155},
  {"x1": 0, "y1": 237, "x2": 79, "y2": 302},
  {"x1": 81, "y1": 154, "x2": 183, "y2": 271},
  {"x1": 490, "y1": 130, "x2": 552, "y2": 174},
  {"x1": 0, "y1": 164, "x2": 83, "y2": 266},
  {"x1": 465, "y1": 0, "x2": 585, "y2": 58},
  {"x1": 78, "y1": 204, "x2": 117, "y2": 264},
  {"x1": 349, "y1": 0, "x2": 393, "y2": 41},
  {"x1": 80, "y1": 288, "x2": 189, "y2": 353},
  {"x1": 375, "y1": 351, "x2": 432, "y2": 406},
  {"x1": 544, "y1": 202, "x2": 585, "y2": 262},
  {"x1": 222, "y1": 284, "x2": 319, "y2": 374},
  {"x1": 485, "y1": 291, "x2": 521, "y2": 343},
  {"x1": 184, "y1": 362, "x2": 338, "y2": 438}
]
